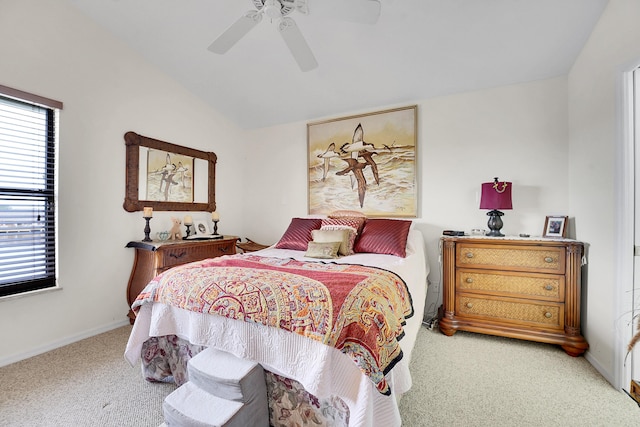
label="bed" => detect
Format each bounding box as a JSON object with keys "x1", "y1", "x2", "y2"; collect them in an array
[{"x1": 125, "y1": 216, "x2": 429, "y2": 427}]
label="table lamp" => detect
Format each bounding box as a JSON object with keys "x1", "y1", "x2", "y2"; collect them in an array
[{"x1": 480, "y1": 177, "x2": 512, "y2": 237}]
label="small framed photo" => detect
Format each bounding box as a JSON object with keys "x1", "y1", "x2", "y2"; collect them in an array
[
  {"x1": 193, "y1": 220, "x2": 211, "y2": 236},
  {"x1": 543, "y1": 215, "x2": 568, "y2": 238}
]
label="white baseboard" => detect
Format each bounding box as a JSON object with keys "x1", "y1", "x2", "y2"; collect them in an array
[
  {"x1": 0, "y1": 319, "x2": 130, "y2": 368},
  {"x1": 585, "y1": 350, "x2": 617, "y2": 389}
]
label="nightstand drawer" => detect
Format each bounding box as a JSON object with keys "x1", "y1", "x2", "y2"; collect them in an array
[
  {"x1": 456, "y1": 244, "x2": 565, "y2": 274},
  {"x1": 161, "y1": 246, "x2": 204, "y2": 268},
  {"x1": 456, "y1": 295, "x2": 564, "y2": 330},
  {"x1": 457, "y1": 269, "x2": 564, "y2": 302},
  {"x1": 211, "y1": 241, "x2": 236, "y2": 257},
  {"x1": 161, "y1": 242, "x2": 234, "y2": 268}
]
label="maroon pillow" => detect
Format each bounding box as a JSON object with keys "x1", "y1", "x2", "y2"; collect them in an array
[
  {"x1": 275, "y1": 218, "x2": 323, "y2": 251},
  {"x1": 354, "y1": 219, "x2": 412, "y2": 257}
]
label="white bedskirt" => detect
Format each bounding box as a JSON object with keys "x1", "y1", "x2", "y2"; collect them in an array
[{"x1": 125, "y1": 229, "x2": 429, "y2": 427}]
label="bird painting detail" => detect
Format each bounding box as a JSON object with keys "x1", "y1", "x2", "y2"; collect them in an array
[
  {"x1": 340, "y1": 123, "x2": 376, "y2": 155},
  {"x1": 317, "y1": 142, "x2": 341, "y2": 181},
  {"x1": 335, "y1": 123, "x2": 381, "y2": 207},
  {"x1": 336, "y1": 158, "x2": 368, "y2": 208}
]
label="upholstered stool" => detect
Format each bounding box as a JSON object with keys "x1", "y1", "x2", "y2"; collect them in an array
[
  {"x1": 188, "y1": 347, "x2": 267, "y2": 405},
  {"x1": 163, "y1": 382, "x2": 243, "y2": 427},
  {"x1": 163, "y1": 347, "x2": 268, "y2": 427}
]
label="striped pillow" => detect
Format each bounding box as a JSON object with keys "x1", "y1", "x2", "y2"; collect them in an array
[
  {"x1": 275, "y1": 218, "x2": 323, "y2": 251},
  {"x1": 354, "y1": 219, "x2": 412, "y2": 257},
  {"x1": 321, "y1": 216, "x2": 366, "y2": 235}
]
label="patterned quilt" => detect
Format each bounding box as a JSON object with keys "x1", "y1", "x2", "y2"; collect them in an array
[{"x1": 132, "y1": 254, "x2": 413, "y2": 395}]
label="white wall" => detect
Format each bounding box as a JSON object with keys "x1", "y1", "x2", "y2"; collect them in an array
[
  {"x1": 567, "y1": 0, "x2": 640, "y2": 386},
  {"x1": 0, "y1": 0, "x2": 246, "y2": 365},
  {"x1": 2, "y1": 0, "x2": 628, "y2": 389},
  {"x1": 242, "y1": 76, "x2": 571, "y2": 320}
]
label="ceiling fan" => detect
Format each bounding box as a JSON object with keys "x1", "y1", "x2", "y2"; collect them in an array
[{"x1": 208, "y1": 0, "x2": 382, "y2": 72}]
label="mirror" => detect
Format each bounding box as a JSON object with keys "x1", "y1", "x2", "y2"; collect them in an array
[{"x1": 123, "y1": 131, "x2": 216, "y2": 212}]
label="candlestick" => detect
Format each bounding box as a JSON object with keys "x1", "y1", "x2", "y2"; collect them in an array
[
  {"x1": 183, "y1": 223, "x2": 193, "y2": 239},
  {"x1": 142, "y1": 216, "x2": 152, "y2": 242},
  {"x1": 212, "y1": 220, "x2": 219, "y2": 236}
]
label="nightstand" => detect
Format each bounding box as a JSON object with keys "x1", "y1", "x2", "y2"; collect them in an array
[
  {"x1": 236, "y1": 238, "x2": 270, "y2": 253},
  {"x1": 439, "y1": 236, "x2": 588, "y2": 356},
  {"x1": 125, "y1": 236, "x2": 238, "y2": 324}
]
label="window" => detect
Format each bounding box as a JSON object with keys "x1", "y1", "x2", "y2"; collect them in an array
[{"x1": 0, "y1": 86, "x2": 61, "y2": 297}]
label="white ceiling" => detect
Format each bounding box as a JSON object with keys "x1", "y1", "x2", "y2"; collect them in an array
[{"x1": 67, "y1": 0, "x2": 608, "y2": 129}]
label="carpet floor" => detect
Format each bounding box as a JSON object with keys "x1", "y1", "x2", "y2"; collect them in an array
[{"x1": 0, "y1": 325, "x2": 638, "y2": 426}]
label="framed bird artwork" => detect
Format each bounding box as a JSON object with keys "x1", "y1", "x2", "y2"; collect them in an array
[
  {"x1": 307, "y1": 105, "x2": 417, "y2": 217},
  {"x1": 123, "y1": 131, "x2": 217, "y2": 213}
]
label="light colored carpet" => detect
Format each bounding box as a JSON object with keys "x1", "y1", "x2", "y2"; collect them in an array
[
  {"x1": 0, "y1": 326, "x2": 175, "y2": 427},
  {"x1": 0, "y1": 325, "x2": 637, "y2": 426},
  {"x1": 399, "y1": 327, "x2": 638, "y2": 426}
]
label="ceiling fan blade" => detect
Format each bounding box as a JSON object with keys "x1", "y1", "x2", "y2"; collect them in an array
[
  {"x1": 208, "y1": 10, "x2": 263, "y2": 54},
  {"x1": 311, "y1": 0, "x2": 381, "y2": 25},
  {"x1": 278, "y1": 17, "x2": 318, "y2": 72}
]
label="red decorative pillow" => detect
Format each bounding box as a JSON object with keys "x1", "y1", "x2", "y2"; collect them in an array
[
  {"x1": 275, "y1": 218, "x2": 323, "y2": 251},
  {"x1": 354, "y1": 219, "x2": 413, "y2": 257}
]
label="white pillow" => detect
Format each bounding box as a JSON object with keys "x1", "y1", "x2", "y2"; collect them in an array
[{"x1": 311, "y1": 228, "x2": 350, "y2": 256}]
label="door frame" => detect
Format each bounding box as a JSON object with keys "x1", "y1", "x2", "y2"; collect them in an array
[{"x1": 616, "y1": 63, "x2": 639, "y2": 391}]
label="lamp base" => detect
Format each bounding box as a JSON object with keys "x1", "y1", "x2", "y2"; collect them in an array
[{"x1": 486, "y1": 209, "x2": 505, "y2": 237}]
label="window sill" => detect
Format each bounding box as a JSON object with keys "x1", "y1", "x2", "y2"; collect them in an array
[{"x1": 0, "y1": 285, "x2": 62, "y2": 302}]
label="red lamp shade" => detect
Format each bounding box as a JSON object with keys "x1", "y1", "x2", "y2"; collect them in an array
[{"x1": 480, "y1": 179, "x2": 513, "y2": 210}]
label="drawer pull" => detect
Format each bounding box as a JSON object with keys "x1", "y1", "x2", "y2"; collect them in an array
[
  {"x1": 466, "y1": 302, "x2": 473, "y2": 309},
  {"x1": 169, "y1": 252, "x2": 186, "y2": 259},
  {"x1": 544, "y1": 284, "x2": 554, "y2": 291},
  {"x1": 544, "y1": 312, "x2": 552, "y2": 318},
  {"x1": 465, "y1": 252, "x2": 474, "y2": 259},
  {"x1": 544, "y1": 257, "x2": 554, "y2": 263},
  {"x1": 465, "y1": 278, "x2": 473, "y2": 283}
]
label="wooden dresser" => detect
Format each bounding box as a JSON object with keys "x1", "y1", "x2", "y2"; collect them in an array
[
  {"x1": 439, "y1": 236, "x2": 588, "y2": 356},
  {"x1": 125, "y1": 236, "x2": 238, "y2": 324}
]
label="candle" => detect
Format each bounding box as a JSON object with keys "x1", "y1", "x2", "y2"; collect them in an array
[
  {"x1": 143, "y1": 207, "x2": 153, "y2": 218},
  {"x1": 211, "y1": 211, "x2": 219, "y2": 221},
  {"x1": 184, "y1": 215, "x2": 193, "y2": 225}
]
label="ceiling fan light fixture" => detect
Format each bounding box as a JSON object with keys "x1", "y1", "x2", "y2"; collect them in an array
[
  {"x1": 264, "y1": 0, "x2": 282, "y2": 19},
  {"x1": 211, "y1": 0, "x2": 380, "y2": 71}
]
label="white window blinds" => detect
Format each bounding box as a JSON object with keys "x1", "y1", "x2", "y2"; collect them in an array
[{"x1": 0, "y1": 94, "x2": 57, "y2": 297}]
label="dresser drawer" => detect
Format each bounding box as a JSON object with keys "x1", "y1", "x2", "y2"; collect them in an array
[
  {"x1": 456, "y1": 294, "x2": 564, "y2": 330},
  {"x1": 160, "y1": 241, "x2": 235, "y2": 268},
  {"x1": 210, "y1": 241, "x2": 236, "y2": 257},
  {"x1": 456, "y1": 244, "x2": 565, "y2": 274},
  {"x1": 457, "y1": 269, "x2": 564, "y2": 302}
]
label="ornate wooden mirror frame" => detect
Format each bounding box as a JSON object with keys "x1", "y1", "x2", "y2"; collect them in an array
[{"x1": 123, "y1": 131, "x2": 217, "y2": 212}]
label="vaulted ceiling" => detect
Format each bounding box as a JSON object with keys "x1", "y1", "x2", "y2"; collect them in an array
[{"x1": 68, "y1": 0, "x2": 608, "y2": 129}]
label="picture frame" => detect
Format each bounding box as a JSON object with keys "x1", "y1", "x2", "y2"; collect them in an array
[
  {"x1": 123, "y1": 131, "x2": 217, "y2": 212},
  {"x1": 307, "y1": 105, "x2": 417, "y2": 217},
  {"x1": 193, "y1": 220, "x2": 211, "y2": 236},
  {"x1": 543, "y1": 215, "x2": 568, "y2": 238}
]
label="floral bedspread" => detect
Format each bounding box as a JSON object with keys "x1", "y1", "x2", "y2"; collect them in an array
[
  {"x1": 133, "y1": 254, "x2": 413, "y2": 395},
  {"x1": 141, "y1": 335, "x2": 350, "y2": 427}
]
